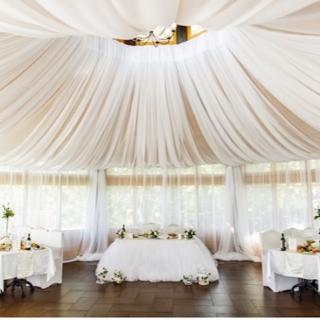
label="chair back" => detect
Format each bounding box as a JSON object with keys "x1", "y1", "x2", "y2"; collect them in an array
[
  {"x1": 283, "y1": 227, "x2": 302, "y2": 238},
  {"x1": 260, "y1": 230, "x2": 281, "y2": 255},
  {"x1": 164, "y1": 224, "x2": 185, "y2": 234},
  {"x1": 301, "y1": 227, "x2": 316, "y2": 239},
  {"x1": 140, "y1": 223, "x2": 160, "y2": 234}
]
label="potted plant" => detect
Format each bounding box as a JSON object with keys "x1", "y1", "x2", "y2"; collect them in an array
[{"x1": 2, "y1": 204, "x2": 15, "y2": 237}]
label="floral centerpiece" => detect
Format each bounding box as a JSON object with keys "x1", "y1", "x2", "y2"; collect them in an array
[
  {"x1": 96, "y1": 267, "x2": 108, "y2": 284},
  {"x1": 116, "y1": 225, "x2": 126, "y2": 239},
  {"x1": 182, "y1": 275, "x2": 194, "y2": 285},
  {"x1": 297, "y1": 240, "x2": 320, "y2": 254},
  {"x1": 184, "y1": 228, "x2": 196, "y2": 239},
  {"x1": 112, "y1": 270, "x2": 126, "y2": 284},
  {"x1": 148, "y1": 230, "x2": 160, "y2": 239},
  {"x1": 2, "y1": 204, "x2": 15, "y2": 237},
  {"x1": 197, "y1": 271, "x2": 211, "y2": 285}
]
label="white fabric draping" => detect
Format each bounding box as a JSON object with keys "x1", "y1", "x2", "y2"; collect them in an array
[
  {"x1": 0, "y1": 0, "x2": 319, "y2": 38},
  {"x1": 79, "y1": 170, "x2": 108, "y2": 261},
  {"x1": 0, "y1": 169, "x2": 89, "y2": 233},
  {"x1": 1, "y1": 160, "x2": 320, "y2": 262},
  {"x1": 106, "y1": 160, "x2": 320, "y2": 261},
  {"x1": 0, "y1": 1, "x2": 320, "y2": 262},
  {"x1": 106, "y1": 165, "x2": 230, "y2": 255},
  {"x1": 0, "y1": 26, "x2": 320, "y2": 169},
  {"x1": 0, "y1": 169, "x2": 90, "y2": 260}
]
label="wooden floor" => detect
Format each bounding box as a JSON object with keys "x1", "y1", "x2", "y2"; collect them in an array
[{"x1": 1, "y1": 261, "x2": 320, "y2": 317}]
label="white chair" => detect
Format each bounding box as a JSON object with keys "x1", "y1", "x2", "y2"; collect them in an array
[
  {"x1": 301, "y1": 227, "x2": 316, "y2": 239},
  {"x1": 260, "y1": 230, "x2": 281, "y2": 255},
  {"x1": 283, "y1": 227, "x2": 302, "y2": 238},
  {"x1": 140, "y1": 223, "x2": 160, "y2": 234},
  {"x1": 25, "y1": 228, "x2": 63, "y2": 288},
  {"x1": 283, "y1": 227, "x2": 306, "y2": 246},
  {"x1": 164, "y1": 224, "x2": 185, "y2": 234}
]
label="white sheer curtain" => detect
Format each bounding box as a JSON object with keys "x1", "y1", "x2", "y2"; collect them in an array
[
  {"x1": 0, "y1": 168, "x2": 91, "y2": 260},
  {"x1": 1, "y1": 161, "x2": 320, "y2": 262},
  {"x1": 106, "y1": 161, "x2": 320, "y2": 261},
  {"x1": 105, "y1": 165, "x2": 228, "y2": 251},
  {"x1": 79, "y1": 169, "x2": 108, "y2": 261}
]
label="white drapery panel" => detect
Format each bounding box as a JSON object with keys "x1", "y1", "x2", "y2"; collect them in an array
[
  {"x1": 0, "y1": 0, "x2": 318, "y2": 38},
  {"x1": 1, "y1": 161, "x2": 320, "y2": 261},
  {"x1": 0, "y1": 169, "x2": 88, "y2": 233},
  {"x1": 0, "y1": 169, "x2": 90, "y2": 260},
  {"x1": 106, "y1": 165, "x2": 229, "y2": 254},
  {"x1": 0, "y1": 26, "x2": 320, "y2": 169},
  {"x1": 79, "y1": 170, "x2": 108, "y2": 261},
  {"x1": 106, "y1": 160, "x2": 320, "y2": 261}
]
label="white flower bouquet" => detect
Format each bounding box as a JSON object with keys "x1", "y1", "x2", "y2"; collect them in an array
[
  {"x1": 96, "y1": 267, "x2": 108, "y2": 284},
  {"x1": 182, "y1": 275, "x2": 194, "y2": 285},
  {"x1": 148, "y1": 230, "x2": 160, "y2": 239},
  {"x1": 112, "y1": 270, "x2": 126, "y2": 284},
  {"x1": 116, "y1": 225, "x2": 126, "y2": 239}
]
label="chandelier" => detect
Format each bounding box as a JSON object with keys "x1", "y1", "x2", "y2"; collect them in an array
[{"x1": 134, "y1": 24, "x2": 176, "y2": 47}]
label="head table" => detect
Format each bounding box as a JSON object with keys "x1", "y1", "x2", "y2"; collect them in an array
[
  {"x1": 96, "y1": 237, "x2": 219, "y2": 283},
  {"x1": 0, "y1": 248, "x2": 56, "y2": 293},
  {"x1": 265, "y1": 249, "x2": 320, "y2": 292}
]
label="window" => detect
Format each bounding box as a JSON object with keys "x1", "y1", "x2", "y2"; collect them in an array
[{"x1": 0, "y1": 169, "x2": 89, "y2": 232}]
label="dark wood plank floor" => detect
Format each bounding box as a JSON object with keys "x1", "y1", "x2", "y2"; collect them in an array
[{"x1": 1, "y1": 260, "x2": 320, "y2": 317}]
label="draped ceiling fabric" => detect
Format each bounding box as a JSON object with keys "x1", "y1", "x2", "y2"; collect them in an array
[{"x1": 0, "y1": 0, "x2": 320, "y2": 169}]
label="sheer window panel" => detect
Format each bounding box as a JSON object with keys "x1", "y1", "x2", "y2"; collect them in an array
[
  {"x1": 61, "y1": 185, "x2": 88, "y2": 230},
  {"x1": 275, "y1": 161, "x2": 309, "y2": 230},
  {"x1": 106, "y1": 164, "x2": 226, "y2": 252},
  {"x1": 0, "y1": 182, "x2": 24, "y2": 235}
]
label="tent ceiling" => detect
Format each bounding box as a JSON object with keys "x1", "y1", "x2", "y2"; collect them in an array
[{"x1": 0, "y1": 0, "x2": 319, "y2": 169}]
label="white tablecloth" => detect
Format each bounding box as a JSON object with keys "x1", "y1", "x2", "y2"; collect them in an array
[
  {"x1": 96, "y1": 237, "x2": 219, "y2": 282},
  {"x1": 0, "y1": 248, "x2": 56, "y2": 291},
  {"x1": 264, "y1": 249, "x2": 320, "y2": 292}
]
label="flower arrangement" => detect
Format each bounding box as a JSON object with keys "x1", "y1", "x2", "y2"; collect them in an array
[
  {"x1": 197, "y1": 272, "x2": 211, "y2": 286},
  {"x1": 148, "y1": 230, "x2": 160, "y2": 239},
  {"x1": 297, "y1": 240, "x2": 320, "y2": 255},
  {"x1": 112, "y1": 270, "x2": 126, "y2": 284},
  {"x1": 96, "y1": 267, "x2": 108, "y2": 284},
  {"x1": 182, "y1": 275, "x2": 194, "y2": 285},
  {"x1": 184, "y1": 228, "x2": 196, "y2": 239},
  {"x1": 1, "y1": 204, "x2": 15, "y2": 236},
  {"x1": 116, "y1": 225, "x2": 126, "y2": 239}
]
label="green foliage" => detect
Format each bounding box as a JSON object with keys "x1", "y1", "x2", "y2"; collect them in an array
[
  {"x1": 314, "y1": 207, "x2": 320, "y2": 220},
  {"x1": 184, "y1": 228, "x2": 196, "y2": 239},
  {"x1": 1, "y1": 204, "x2": 15, "y2": 220}
]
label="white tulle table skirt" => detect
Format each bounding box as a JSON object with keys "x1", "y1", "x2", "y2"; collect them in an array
[{"x1": 96, "y1": 237, "x2": 219, "y2": 282}]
